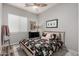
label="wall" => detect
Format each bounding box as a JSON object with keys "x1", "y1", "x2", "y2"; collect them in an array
[
  {"x1": 2, "y1": 4, "x2": 38, "y2": 44},
  {"x1": 78, "y1": 3, "x2": 79, "y2": 55},
  {"x1": 38, "y1": 3, "x2": 78, "y2": 52},
  {"x1": 0, "y1": 4, "x2": 2, "y2": 46}
]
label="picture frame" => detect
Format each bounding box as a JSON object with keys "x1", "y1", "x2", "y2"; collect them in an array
[
  {"x1": 46, "y1": 19, "x2": 58, "y2": 28},
  {"x1": 30, "y1": 21, "x2": 36, "y2": 30}
]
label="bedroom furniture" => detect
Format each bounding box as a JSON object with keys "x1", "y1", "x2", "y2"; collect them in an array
[
  {"x1": 19, "y1": 39, "x2": 33, "y2": 56},
  {"x1": 3, "y1": 36, "x2": 10, "y2": 47},
  {"x1": 19, "y1": 31, "x2": 65, "y2": 56},
  {"x1": 1, "y1": 45, "x2": 14, "y2": 56},
  {"x1": 1, "y1": 25, "x2": 10, "y2": 45},
  {"x1": 29, "y1": 32, "x2": 40, "y2": 38}
]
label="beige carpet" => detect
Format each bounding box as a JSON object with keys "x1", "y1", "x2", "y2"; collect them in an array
[{"x1": 0, "y1": 45, "x2": 77, "y2": 56}]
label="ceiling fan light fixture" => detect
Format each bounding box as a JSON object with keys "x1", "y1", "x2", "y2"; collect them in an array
[
  {"x1": 24, "y1": 3, "x2": 48, "y2": 12},
  {"x1": 24, "y1": 3, "x2": 47, "y2": 7},
  {"x1": 32, "y1": 5, "x2": 38, "y2": 9},
  {"x1": 32, "y1": 6, "x2": 39, "y2": 11}
]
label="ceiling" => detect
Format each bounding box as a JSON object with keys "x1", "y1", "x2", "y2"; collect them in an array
[{"x1": 8, "y1": 3, "x2": 57, "y2": 14}]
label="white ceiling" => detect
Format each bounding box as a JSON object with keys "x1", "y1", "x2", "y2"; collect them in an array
[{"x1": 8, "y1": 3, "x2": 57, "y2": 14}]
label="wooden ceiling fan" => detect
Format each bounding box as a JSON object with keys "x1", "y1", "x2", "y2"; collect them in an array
[{"x1": 25, "y1": 3, "x2": 47, "y2": 7}]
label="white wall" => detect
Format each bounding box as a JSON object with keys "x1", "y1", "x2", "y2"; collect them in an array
[
  {"x1": 38, "y1": 3, "x2": 78, "y2": 52},
  {"x1": 0, "y1": 4, "x2": 2, "y2": 46},
  {"x1": 2, "y1": 4, "x2": 38, "y2": 44},
  {"x1": 78, "y1": 3, "x2": 79, "y2": 55}
]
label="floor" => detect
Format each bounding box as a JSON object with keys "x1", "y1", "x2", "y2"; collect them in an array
[
  {"x1": 0, "y1": 44, "x2": 78, "y2": 56},
  {"x1": 13, "y1": 45, "x2": 78, "y2": 56},
  {"x1": 13, "y1": 45, "x2": 27, "y2": 56}
]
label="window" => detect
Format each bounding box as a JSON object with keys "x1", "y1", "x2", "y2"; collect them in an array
[{"x1": 8, "y1": 13, "x2": 27, "y2": 32}]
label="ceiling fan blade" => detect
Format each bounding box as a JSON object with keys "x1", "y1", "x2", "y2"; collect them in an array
[
  {"x1": 24, "y1": 3, "x2": 47, "y2": 7},
  {"x1": 34, "y1": 3, "x2": 47, "y2": 7},
  {"x1": 24, "y1": 4, "x2": 34, "y2": 7}
]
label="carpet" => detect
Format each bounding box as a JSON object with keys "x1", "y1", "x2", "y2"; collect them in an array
[
  {"x1": 15, "y1": 45, "x2": 68, "y2": 56},
  {"x1": 16, "y1": 47, "x2": 28, "y2": 56},
  {"x1": 0, "y1": 45, "x2": 77, "y2": 56}
]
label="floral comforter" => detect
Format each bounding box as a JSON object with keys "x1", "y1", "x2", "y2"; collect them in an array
[{"x1": 24, "y1": 38, "x2": 63, "y2": 56}]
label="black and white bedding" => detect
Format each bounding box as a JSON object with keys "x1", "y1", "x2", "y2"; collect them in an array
[{"x1": 24, "y1": 37, "x2": 63, "y2": 56}]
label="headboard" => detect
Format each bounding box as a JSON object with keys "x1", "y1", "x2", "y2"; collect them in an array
[{"x1": 42, "y1": 31, "x2": 65, "y2": 45}]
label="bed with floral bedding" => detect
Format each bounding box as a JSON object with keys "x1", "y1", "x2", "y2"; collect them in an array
[{"x1": 19, "y1": 31, "x2": 65, "y2": 56}]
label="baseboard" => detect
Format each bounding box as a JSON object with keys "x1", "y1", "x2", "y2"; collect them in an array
[
  {"x1": 68, "y1": 49, "x2": 78, "y2": 56},
  {"x1": 0, "y1": 46, "x2": 1, "y2": 54},
  {"x1": 78, "y1": 52, "x2": 79, "y2": 56}
]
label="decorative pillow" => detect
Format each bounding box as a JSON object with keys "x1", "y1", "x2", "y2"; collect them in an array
[
  {"x1": 45, "y1": 33, "x2": 52, "y2": 39},
  {"x1": 41, "y1": 33, "x2": 53, "y2": 40},
  {"x1": 42, "y1": 32, "x2": 47, "y2": 37},
  {"x1": 41, "y1": 32, "x2": 61, "y2": 41},
  {"x1": 52, "y1": 33, "x2": 61, "y2": 39},
  {"x1": 53, "y1": 33, "x2": 61, "y2": 40}
]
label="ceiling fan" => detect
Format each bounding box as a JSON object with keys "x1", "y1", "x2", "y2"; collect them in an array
[{"x1": 24, "y1": 3, "x2": 47, "y2": 7}]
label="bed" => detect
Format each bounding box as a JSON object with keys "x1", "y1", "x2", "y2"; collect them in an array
[{"x1": 19, "y1": 31, "x2": 65, "y2": 56}]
